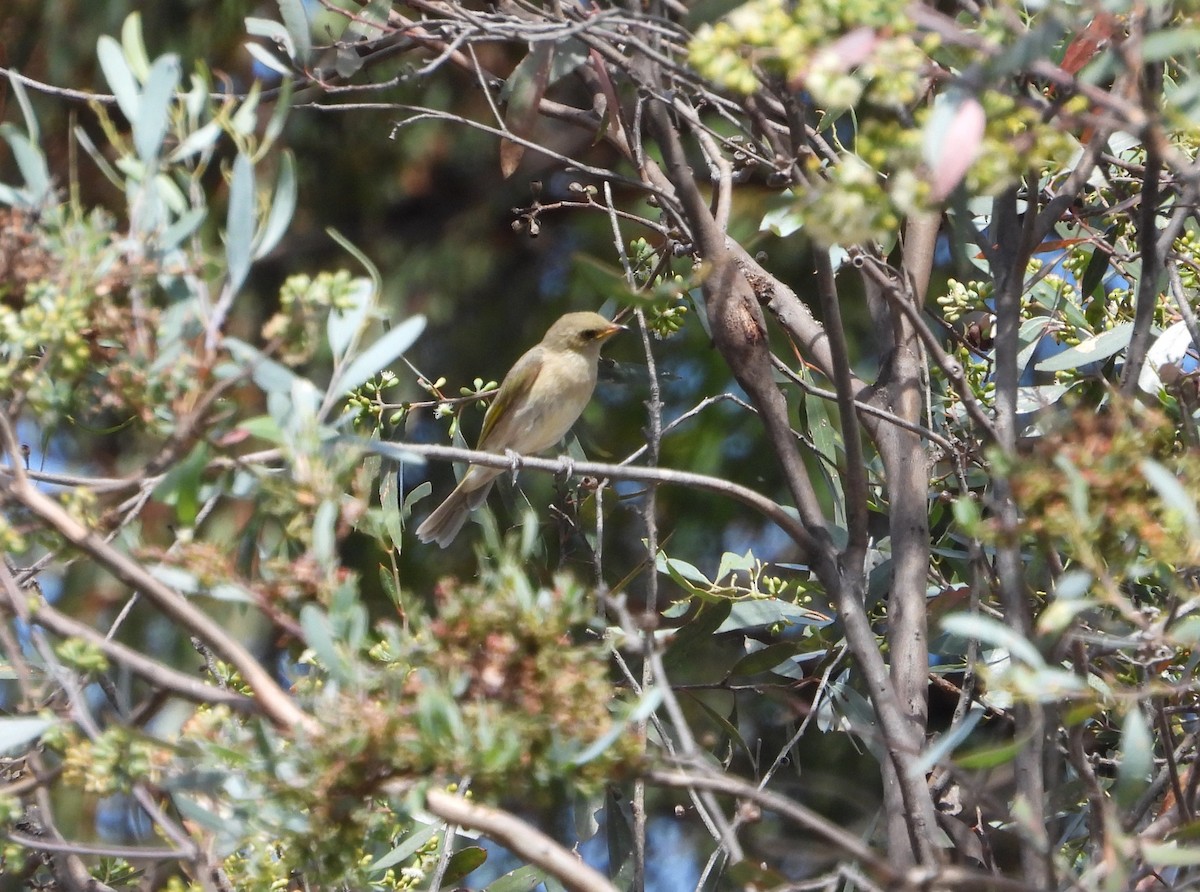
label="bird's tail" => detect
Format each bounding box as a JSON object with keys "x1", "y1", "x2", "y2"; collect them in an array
[{"x1": 414, "y1": 476, "x2": 496, "y2": 548}]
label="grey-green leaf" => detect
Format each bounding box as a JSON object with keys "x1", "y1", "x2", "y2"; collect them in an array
[
  {"x1": 225, "y1": 154, "x2": 256, "y2": 295},
  {"x1": 97, "y1": 35, "x2": 140, "y2": 122},
  {"x1": 1035, "y1": 322, "x2": 1135, "y2": 372},
  {"x1": 135, "y1": 54, "x2": 181, "y2": 162},
  {"x1": 334, "y1": 315, "x2": 426, "y2": 395}
]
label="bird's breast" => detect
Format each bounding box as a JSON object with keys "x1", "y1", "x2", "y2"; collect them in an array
[{"x1": 509, "y1": 353, "x2": 598, "y2": 453}]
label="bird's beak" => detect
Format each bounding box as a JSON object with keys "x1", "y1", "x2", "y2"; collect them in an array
[{"x1": 598, "y1": 322, "x2": 626, "y2": 341}]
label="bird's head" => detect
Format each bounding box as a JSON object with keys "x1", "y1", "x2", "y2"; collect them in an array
[{"x1": 544, "y1": 311, "x2": 626, "y2": 355}]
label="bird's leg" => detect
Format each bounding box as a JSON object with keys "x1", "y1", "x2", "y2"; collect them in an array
[{"x1": 503, "y1": 449, "x2": 523, "y2": 483}]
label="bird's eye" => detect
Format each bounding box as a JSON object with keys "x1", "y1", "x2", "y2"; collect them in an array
[{"x1": 583, "y1": 329, "x2": 600, "y2": 340}]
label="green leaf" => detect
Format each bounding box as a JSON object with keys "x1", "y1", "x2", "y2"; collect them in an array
[
  {"x1": 663, "y1": 601, "x2": 731, "y2": 669},
  {"x1": 718, "y1": 598, "x2": 828, "y2": 632},
  {"x1": 369, "y1": 824, "x2": 440, "y2": 874},
  {"x1": 235, "y1": 414, "x2": 285, "y2": 444},
  {"x1": 1035, "y1": 321, "x2": 1135, "y2": 372},
  {"x1": 263, "y1": 78, "x2": 293, "y2": 147},
  {"x1": 485, "y1": 865, "x2": 546, "y2": 892},
  {"x1": 683, "y1": 691, "x2": 753, "y2": 762},
  {"x1": 953, "y1": 734, "x2": 1030, "y2": 770},
  {"x1": 350, "y1": 437, "x2": 427, "y2": 466},
  {"x1": 334, "y1": 315, "x2": 427, "y2": 395},
  {"x1": 442, "y1": 846, "x2": 488, "y2": 885},
  {"x1": 729, "y1": 641, "x2": 805, "y2": 677},
  {"x1": 715, "y1": 548, "x2": 755, "y2": 584},
  {"x1": 225, "y1": 154, "x2": 256, "y2": 295},
  {"x1": 403, "y1": 480, "x2": 433, "y2": 516},
  {"x1": 604, "y1": 788, "x2": 635, "y2": 886}
]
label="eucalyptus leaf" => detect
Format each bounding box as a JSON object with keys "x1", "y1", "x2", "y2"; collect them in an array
[
  {"x1": 333, "y1": 315, "x2": 427, "y2": 395},
  {"x1": 120, "y1": 12, "x2": 152, "y2": 81},
  {"x1": 97, "y1": 34, "x2": 140, "y2": 121},
  {"x1": 369, "y1": 824, "x2": 440, "y2": 874},
  {"x1": 1035, "y1": 322, "x2": 1135, "y2": 372},
  {"x1": 6, "y1": 67, "x2": 40, "y2": 143},
  {"x1": 244, "y1": 41, "x2": 294, "y2": 78},
  {"x1": 0, "y1": 125, "x2": 51, "y2": 207},
  {"x1": 276, "y1": 0, "x2": 313, "y2": 65},
  {"x1": 327, "y1": 276, "x2": 375, "y2": 360},
  {"x1": 1115, "y1": 706, "x2": 1153, "y2": 807},
  {"x1": 485, "y1": 865, "x2": 546, "y2": 892},
  {"x1": 255, "y1": 150, "x2": 296, "y2": 260},
  {"x1": 134, "y1": 54, "x2": 180, "y2": 162},
  {"x1": 225, "y1": 337, "x2": 303, "y2": 395},
  {"x1": 940, "y1": 613, "x2": 1045, "y2": 669},
  {"x1": 225, "y1": 154, "x2": 255, "y2": 296},
  {"x1": 442, "y1": 846, "x2": 488, "y2": 885}
]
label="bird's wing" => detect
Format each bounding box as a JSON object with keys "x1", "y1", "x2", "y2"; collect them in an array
[{"x1": 476, "y1": 344, "x2": 545, "y2": 450}]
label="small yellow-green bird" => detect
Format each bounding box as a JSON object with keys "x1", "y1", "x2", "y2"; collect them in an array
[{"x1": 415, "y1": 311, "x2": 625, "y2": 547}]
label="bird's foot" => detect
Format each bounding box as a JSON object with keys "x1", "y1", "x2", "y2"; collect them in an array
[
  {"x1": 557, "y1": 455, "x2": 575, "y2": 481},
  {"x1": 503, "y1": 449, "x2": 523, "y2": 480}
]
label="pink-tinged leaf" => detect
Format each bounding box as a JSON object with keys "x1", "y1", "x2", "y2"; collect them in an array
[
  {"x1": 500, "y1": 42, "x2": 555, "y2": 178},
  {"x1": 824, "y1": 26, "x2": 880, "y2": 71},
  {"x1": 924, "y1": 92, "x2": 986, "y2": 202},
  {"x1": 792, "y1": 27, "x2": 880, "y2": 88}
]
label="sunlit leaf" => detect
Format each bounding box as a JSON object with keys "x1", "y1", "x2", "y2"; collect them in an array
[
  {"x1": 941, "y1": 613, "x2": 1045, "y2": 668},
  {"x1": 334, "y1": 315, "x2": 427, "y2": 395},
  {"x1": 0, "y1": 717, "x2": 54, "y2": 756},
  {"x1": 97, "y1": 35, "x2": 140, "y2": 121},
  {"x1": 1035, "y1": 321, "x2": 1134, "y2": 372}
]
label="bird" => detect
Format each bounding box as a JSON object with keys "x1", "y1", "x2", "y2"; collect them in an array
[{"x1": 415, "y1": 311, "x2": 625, "y2": 547}]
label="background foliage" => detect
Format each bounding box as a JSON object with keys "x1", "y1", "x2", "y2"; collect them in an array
[{"x1": 3, "y1": 0, "x2": 1200, "y2": 890}]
